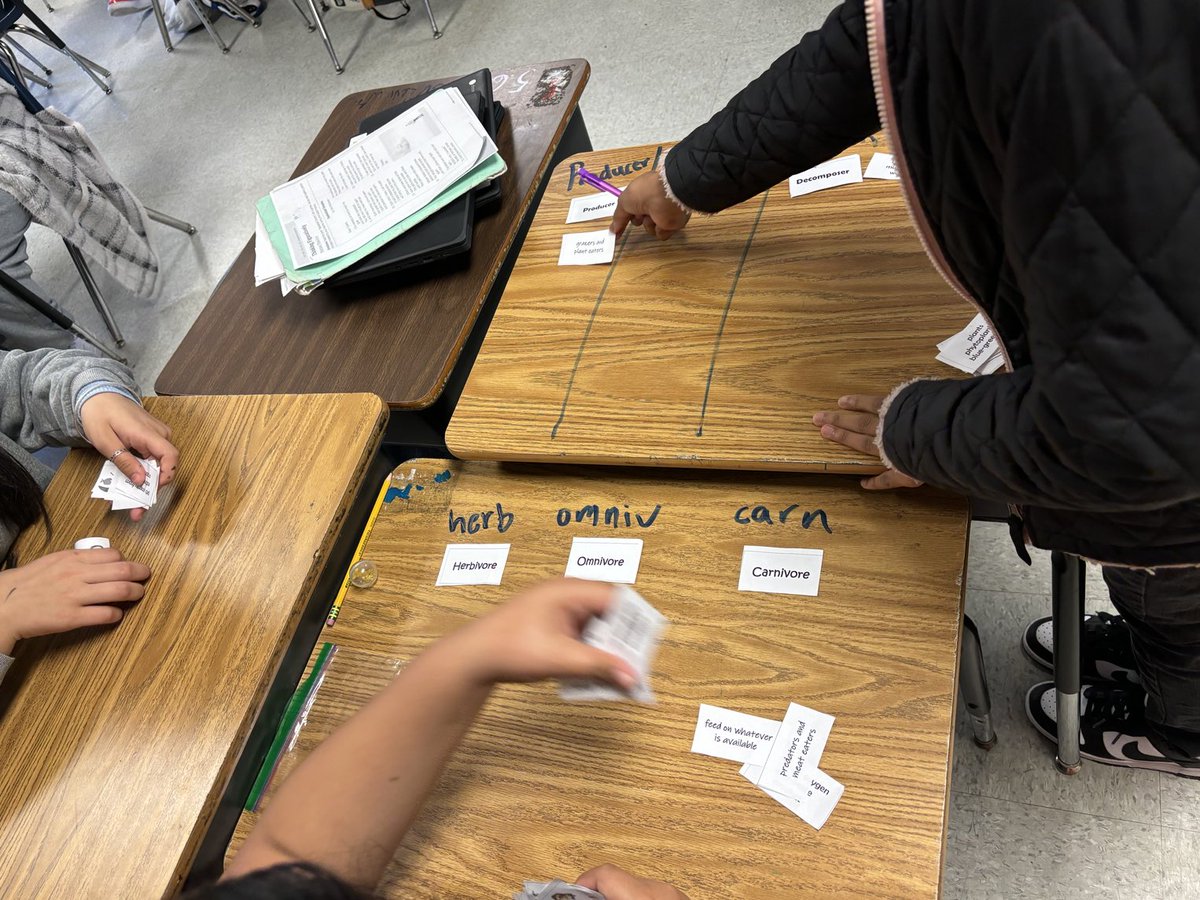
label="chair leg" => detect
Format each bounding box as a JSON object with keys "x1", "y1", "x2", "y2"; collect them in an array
[
  {"x1": 420, "y1": 0, "x2": 440, "y2": 37},
  {"x1": 10, "y1": 23, "x2": 111, "y2": 93},
  {"x1": 208, "y1": 0, "x2": 260, "y2": 27},
  {"x1": 41, "y1": 0, "x2": 54, "y2": 11},
  {"x1": 289, "y1": 0, "x2": 316, "y2": 31},
  {"x1": 6, "y1": 37, "x2": 53, "y2": 76},
  {"x1": 148, "y1": 0, "x2": 174, "y2": 51},
  {"x1": 145, "y1": 207, "x2": 198, "y2": 235},
  {"x1": 305, "y1": 0, "x2": 342, "y2": 73},
  {"x1": 64, "y1": 242, "x2": 125, "y2": 347},
  {"x1": 184, "y1": 0, "x2": 230, "y2": 53},
  {"x1": 1051, "y1": 551, "x2": 1085, "y2": 774},
  {"x1": 0, "y1": 41, "x2": 51, "y2": 89},
  {"x1": 959, "y1": 615, "x2": 997, "y2": 749}
]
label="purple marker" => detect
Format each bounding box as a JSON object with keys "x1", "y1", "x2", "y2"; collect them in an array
[{"x1": 577, "y1": 165, "x2": 623, "y2": 198}]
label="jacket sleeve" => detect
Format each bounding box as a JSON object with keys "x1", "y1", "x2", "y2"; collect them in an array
[
  {"x1": 664, "y1": 0, "x2": 879, "y2": 214},
  {"x1": 0, "y1": 348, "x2": 141, "y2": 450}
]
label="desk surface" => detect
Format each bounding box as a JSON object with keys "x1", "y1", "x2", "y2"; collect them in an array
[
  {"x1": 230, "y1": 458, "x2": 967, "y2": 899},
  {"x1": 157, "y1": 60, "x2": 589, "y2": 408},
  {"x1": 447, "y1": 138, "x2": 974, "y2": 471},
  {"x1": 0, "y1": 393, "x2": 386, "y2": 900}
]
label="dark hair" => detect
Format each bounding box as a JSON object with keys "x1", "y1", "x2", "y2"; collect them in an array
[
  {"x1": 0, "y1": 443, "x2": 46, "y2": 536},
  {"x1": 183, "y1": 863, "x2": 375, "y2": 900}
]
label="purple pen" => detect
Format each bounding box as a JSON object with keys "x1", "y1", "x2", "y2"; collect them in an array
[{"x1": 577, "y1": 166, "x2": 623, "y2": 197}]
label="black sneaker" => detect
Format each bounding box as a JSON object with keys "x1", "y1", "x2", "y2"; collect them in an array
[
  {"x1": 1021, "y1": 611, "x2": 1139, "y2": 683},
  {"x1": 1025, "y1": 681, "x2": 1200, "y2": 778}
]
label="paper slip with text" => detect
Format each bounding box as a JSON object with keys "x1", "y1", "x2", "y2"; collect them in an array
[
  {"x1": 755, "y1": 702, "x2": 836, "y2": 801},
  {"x1": 560, "y1": 585, "x2": 666, "y2": 704},
  {"x1": 566, "y1": 191, "x2": 619, "y2": 224},
  {"x1": 741, "y1": 761, "x2": 844, "y2": 830},
  {"x1": 563, "y1": 537, "x2": 643, "y2": 584},
  {"x1": 91, "y1": 458, "x2": 159, "y2": 511},
  {"x1": 738, "y1": 546, "x2": 824, "y2": 597},
  {"x1": 690, "y1": 704, "x2": 781, "y2": 765},
  {"x1": 937, "y1": 312, "x2": 1001, "y2": 374},
  {"x1": 789, "y1": 155, "x2": 863, "y2": 198},
  {"x1": 435, "y1": 543, "x2": 510, "y2": 586},
  {"x1": 257, "y1": 87, "x2": 506, "y2": 290},
  {"x1": 558, "y1": 229, "x2": 615, "y2": 266},
  {"x1": 864, "y1": 152, "x2": 900, "y2": 180}
]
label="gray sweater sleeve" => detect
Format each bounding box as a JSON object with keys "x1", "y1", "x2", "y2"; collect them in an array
[
  {"x1": 0, "y1": 652, "x2": 11, "y2": 687},
  {"x1": 1, "y1": 348, "x2": 140, "y2": 450}
]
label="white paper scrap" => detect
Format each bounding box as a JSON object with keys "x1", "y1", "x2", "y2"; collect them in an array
[
  {"x1": 756, "y1": 702, "x2": 836, "y2": 801},
  {"x1": 864, "y1": 152, "x2": 900, "y2": 180},
  {"x1": 738, "y1": 546, "x2": 824, "y2": 597},
  {"x1": 741, "y1": 761, "x2": 844, "y2": 830},
  {"x1": 566, "y1": 192, "x2": 619, "y2": 224},
  {"x1": 558, "y1": 229, "x2": 615, "y2": 266},
  {"x1": 690, "y1": 704, "x2": 781, "y2": 765},
  {"x1": 789, "y1": 155, "x2": 863, "y2": 198},
  {"x1": 563, "y1": 537, "x2": 643, "y2": 584},
  {"x1": 435, "y1": 543, "x2": 511, "y2": 586}
]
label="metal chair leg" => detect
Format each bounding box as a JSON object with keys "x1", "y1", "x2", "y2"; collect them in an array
[
  {"x1": 1051, "y1": 551, "x2": 1085, "y2": 774},
  {"x1": 289, "y1": 0, "x2": 316, "y2": 31},
  {"x1": 0, "y1": 267, "x2": 125, "y2": 362},
  {"x1": 41, "y1": 0, "x2": 54, "y2": 11},
  {"x1": 10, "y1": 22, "x2": 111, "y2": 93},
  {"x1": 184, "y1": 0, "x2": 230, "y2": 53},
  {"x1": 305, "y1": 0, "x2": 342, "y2": 73},
  {"x1": 0, "y1": 41, "x2": 51, "y2": 89},
  {"x1": 421, "y1": 0, "x2": 440, "y2": 38},
  {"x1": 6, "y1": 38, "x2": 53, "y2": 76},
  {"x1": 145, "y1": 207, "x2": 197, "y2": 235},
  {"x1": 208, "y1": 0, "x2": 260, "y2": 27},
  {"x1": 64, "y1": 242, "x2": 125, "y2": 347},
  {"x1": 148, "y1": 0, "x2": 174, "y2": 51},
  {"x1": 959, "y1": 615, "x2": 997, "y2": 749}
]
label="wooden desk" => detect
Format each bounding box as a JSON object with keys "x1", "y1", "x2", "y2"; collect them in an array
[
  {"x1": 0, "y1": 393, "x2": 386, "y2": 900},
  {"x1": 447, "y1": 138, "x2": 975, "y2": 471},
  {"x1": 157, "y1": 61, "x2": 590, "y2": 409},
  {"x1": 230, "y1": 458, "x2": 968, "y2": 899}
]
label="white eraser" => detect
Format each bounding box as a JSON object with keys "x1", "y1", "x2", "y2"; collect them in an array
[{"x1": 74, "y1": 537, "x2": 111, "y2": 550}]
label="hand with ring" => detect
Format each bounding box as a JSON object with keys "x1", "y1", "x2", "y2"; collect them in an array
[{"x1": 80, "y1": 393, "x2": 179, "y2": 521}]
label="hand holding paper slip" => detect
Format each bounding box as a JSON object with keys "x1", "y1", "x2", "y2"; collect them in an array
[
  {"x1": 256, "y1": 87, "x2": 506, "y2": 290},
  {"x1": 559, "y1": 585, "x2": 666, "y2": 703}
]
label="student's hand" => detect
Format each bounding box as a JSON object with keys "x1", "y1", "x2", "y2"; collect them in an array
[
  {"x1": 451, "y1": 579, "x2": 639, "y2": 689},
  {"x1": 80, "y1": 392, "x2": 179, "y2": 521},
  {"x1": 813, "y1": 394, "x2": 923, "y2": 491},
  {"x1": 610, "y1": 171, "x2": 691, "y2": 240},
  {"x1": 577, "y1": 864, "x2": 691, "y2": 900},
  {"x1": 0, "y1": 548, "x2": 149, "y2": 655}
]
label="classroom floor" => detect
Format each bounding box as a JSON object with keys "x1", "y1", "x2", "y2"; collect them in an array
[{"x1": 19, "y1": 1, "x2": 1199, "y2": 896}]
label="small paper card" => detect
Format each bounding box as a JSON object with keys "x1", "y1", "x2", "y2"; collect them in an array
[
  {"x1": 738, "y1": 546, "x2": 824, "y2": 596},
  {"x1": 558, "y1": 229, "x2": 615, "y2": 266},
  {"x1": 741, "y1": 761, "x2": 844, "y2": 830},
  {"x1": 936, "y1": 313, "x2": 997, "y2": 373},
  {"x1": 789, "y1": 155, "x2": 863, "y2": 198},
  {"x1": 755, "y1": 702, "x2": 836, "y2": 801},
  {"x1": 91, "y1": 458, "x2": 159, "y2": 510},
  {"x1": 435, "y1": 543, "x2": 510, "y2": 586},
  {"x1": 566, "y1": 192, "x2": 619, "y2": 224},
  {"x1": 560, "y1": 585, "x2": 666, "y2": 703},
  {"x1": 690, "y1": 704, "x2": 781, "y2": 764},
  {"x1": 864, "y1": 152, "x2": 900, "y2": 180},
  {"x1": 563, "y1": 537, "x2": 643, "y2": 584}
]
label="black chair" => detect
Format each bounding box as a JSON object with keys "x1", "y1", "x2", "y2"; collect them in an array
[{"x1": 0, "y1": 0, "x2": 110, "y2": 94}]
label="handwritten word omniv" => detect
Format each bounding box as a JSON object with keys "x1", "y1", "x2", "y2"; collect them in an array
[
  {"x1": 448, "y1": 503, "x2": 514, "y2": 534},
  {"x1": 734, "y1": 504, "x2": 831, "y2": 532},
  {"x1": 556, "y1": 503, "x2": 661, "y2": 528}
]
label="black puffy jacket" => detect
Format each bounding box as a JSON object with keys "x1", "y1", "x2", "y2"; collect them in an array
[{"x1": 663, "y1": 0, "x2": 1200, "y2": 567}]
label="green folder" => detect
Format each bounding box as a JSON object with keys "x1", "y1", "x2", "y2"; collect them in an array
[{"x1": 256, "y1": 150, "x2": 506, "y2": 294}]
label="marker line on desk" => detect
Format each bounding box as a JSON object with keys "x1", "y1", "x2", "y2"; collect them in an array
[
  {"x1": 696, "y1": 187, "x2": 772, "y2": 437},
  {"x1": 550, "y1": 227, "x2": 633, "y2": 439}
]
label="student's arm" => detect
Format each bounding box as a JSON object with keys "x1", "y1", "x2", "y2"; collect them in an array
[
  {"x1": 612, "y1": 0, "x2": 878, "y2": 237},
  {"x1": 223, "y1": 579, "x2": 639, "y2": 891}
]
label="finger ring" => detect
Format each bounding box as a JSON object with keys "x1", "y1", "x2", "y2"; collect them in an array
[{"x1": 108, "y1": 448, "x2": 128, "y2": 462}]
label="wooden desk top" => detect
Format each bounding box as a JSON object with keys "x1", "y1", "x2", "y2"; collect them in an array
[
  {"x1": 447, "y1": 138, "x2": 975, "y2": 471},
  {"x1": 157, "y1": 60, "x2": 589, "y2": 408},
  {"x1": 229, "y1": 458, "x2": 968, "y2": 899},
  {"x1": 0, "y1": 393, "x2": 386, "y2": 900}
]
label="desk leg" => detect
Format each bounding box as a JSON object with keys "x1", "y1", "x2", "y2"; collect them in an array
[
  {"x1": 1051, "y1": 551, "x2": 1085, "y2": 774},
  {"x1": 149, "y1": 0, "x2": 174, "y2": 51},
  {"x1": 959, "y1": 615, "x2": 996, "y2": 749}
]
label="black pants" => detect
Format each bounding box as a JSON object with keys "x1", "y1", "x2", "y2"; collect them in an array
[{"x1": 1104, "y1": 565, "x2": 1200, "y2": 734}]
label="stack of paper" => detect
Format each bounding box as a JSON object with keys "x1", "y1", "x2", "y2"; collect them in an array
[
  {"x1": 90, "y1": 458, "x2": 160, "y2": 511},
  {"x1": 937, "y1": 312, "x2": 1004, "y2": 375},
  {"x1": 691, "y1": 701, "x2": 844, "y2": 830},
  {"x1": 254, "y1": 87, "x2": 506, "y2": 295}
]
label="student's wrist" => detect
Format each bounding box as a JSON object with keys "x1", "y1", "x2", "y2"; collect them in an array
[
  {"x1": 423, "y1": 627, "x2": 498, "y2": 691},
  {"x1": 0, "y1": 628, "x2": 17, "y2": 656}
]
